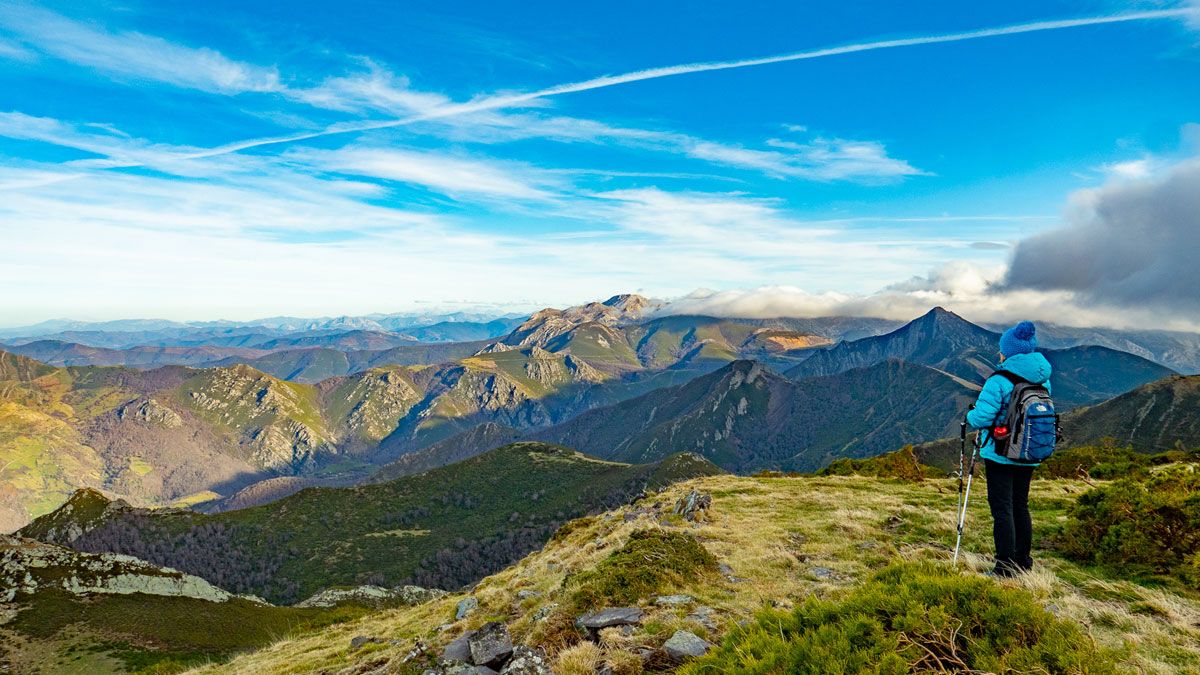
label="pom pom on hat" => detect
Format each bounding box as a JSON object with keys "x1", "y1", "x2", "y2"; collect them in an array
[{"x1": 999, "y1": 320, "x2": 1037, "y2": 357}]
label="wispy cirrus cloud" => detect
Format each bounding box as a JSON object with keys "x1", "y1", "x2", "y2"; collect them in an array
[
  {"x1": 0, "y1": 3, "x2": 282, "y2": 94},
  {"x1": 0, "y1": 35, "x2": 34, "y2": 61},
  {"x1": 120, "y1": 8, "x2": 1190, "y2": 160},
  {"x1": 300, "y1": 146, "x2": 562, "y2": 200}
]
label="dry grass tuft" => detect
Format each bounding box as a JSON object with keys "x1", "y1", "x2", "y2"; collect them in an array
[{"x1": 555, "y1": 641, "x2": 602, "y2": 675}]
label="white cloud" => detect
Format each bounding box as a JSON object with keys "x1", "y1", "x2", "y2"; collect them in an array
[
  {"x1": 301, "y1": 146, "x2": 561, "y2": 200},
  {"x1": 286, "y1": 62, "x2": 450, "y2": 116},
  {"x1": 0, "y1": 35, "x2": 35, "y2": 61},
  {"x1": 1097, "y1": 157, "x2": 1154, "y2": 179},
  {"x1": 0, "y1": 3, "x2": 281, "y2": 94},
  {"x1": 657, "y1": 263, "x2": 1192, "y2": 330}
]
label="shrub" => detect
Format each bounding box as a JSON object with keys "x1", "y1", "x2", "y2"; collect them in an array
[
  {"x1": 1058, "y1": 464, "x2": 1200, "y2": 588},
  {"x1": 817, "y1": 446, "x2": 934, "y2": 481},
  {"x1": 1037, "y1": 441, "x2": 1183, "y2": 480},
  {"x1": 680, "y1": 561, "x2": 1117, "y2": 674},
  {"x1": 566, "y1": 530, "x2": 718, "y2": 611}
]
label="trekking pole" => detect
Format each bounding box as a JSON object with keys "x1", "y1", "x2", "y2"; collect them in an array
[
  {"x1": 954, "y1": 418, "x2": 966, "y2": 541},
  {"x1": 953, "y1": 423, "x2": 979, "y2": 566}
]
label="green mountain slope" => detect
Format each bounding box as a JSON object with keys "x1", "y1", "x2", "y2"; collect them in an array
[
  {"x1": 20, "y1": 443, "x2": 722, "y2": 603},
  {"x1": 0, "y1": 340, "x2": 270, "y2": 368},
  {"x1": 535, "y1": 359, "x2": 978, "y2": 472},
  {"x1": 369, "y1": 422, "x2": 522, "y2": 482},
  {"x1": 787, "y1": 308, "x2": 1174, "y2": 409},
  {"x1": 1043, "y1": 345, "x2": 1177, "y2": 409},
  {"x1": 1061, "y1": 374, "x2": 1200, "y2": 451}
]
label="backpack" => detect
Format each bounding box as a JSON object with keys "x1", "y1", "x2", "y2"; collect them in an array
[{"x1": 988, "y1": 371, "x2": 1060, "y2": 463}]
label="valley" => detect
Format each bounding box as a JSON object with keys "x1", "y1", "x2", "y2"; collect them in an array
[{"x1": 0, "y1": 296, "x2": 1183, "y2": 532}]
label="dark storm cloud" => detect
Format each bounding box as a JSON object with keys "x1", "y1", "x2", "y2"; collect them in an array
[{"x1": 1004, "y1": 159, "x2": 1200, "y2": 314}]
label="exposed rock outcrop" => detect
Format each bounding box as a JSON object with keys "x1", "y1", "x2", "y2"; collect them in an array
[
  {"x1": 116, "y1": 398, "x2": 183, "y2": 428},
  {"x1": 296, "y1": 584, "x2": 445, "y2": 609},
  {"x1": 0, "y1": 534, "x2": 237, "y2": 604}
]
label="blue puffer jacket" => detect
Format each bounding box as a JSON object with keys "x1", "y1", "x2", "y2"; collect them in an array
[{"x1": 965, "y1": 351, "x2": 1053, "y2": 466}]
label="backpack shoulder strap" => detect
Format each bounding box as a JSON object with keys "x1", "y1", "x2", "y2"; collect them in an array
[{"x1": 992, "y1": 369, "x2": 1028, "y2": 386}]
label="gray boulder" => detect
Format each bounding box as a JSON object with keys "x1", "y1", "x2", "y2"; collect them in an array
[
  {"x1": 468, "y1": 621, "x2": 513, "y2": 668},
  {"x1": 663, "y1": 630, "x2": 711, "y2": 661},
  {"x1": 532, "y1": 603, "x2": 558, "y2": 622},
  {"x1": 499, "y1": 646, "x2": 552, "y2": 674},
  {"x1": 442, "y1": 633, "x2": 472, "y2": 663},
  {"x1": 673, "y1": 489, "x2": 712, "y2": 521},
  {"x1": 350, "y1": 635, "x2": 384, "y2": 649},
  {"x1": 686, "y1": 605, "x2": 718, "y2": 631},
  {"x1": 456, "y1": 596, "x2": 479, "y2": 620},
  {"x1": 655, "y1": 594, "x2": 694, "y2": 606},
  {"x1": 575, "y1": 606, "x2": 644, "y2": 631}
]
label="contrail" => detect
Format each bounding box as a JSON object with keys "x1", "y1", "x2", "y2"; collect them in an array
[
  {"x1": 179, "y1": 9, "x2": 1188, "y2": 161},
  {"x1": 104, "y1": 8, "x2": 1200, "y2": 163}
]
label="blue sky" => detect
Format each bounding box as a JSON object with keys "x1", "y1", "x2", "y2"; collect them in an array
[{"x1": 1, "y1": 1, "x2": 1198, "y2": 327}]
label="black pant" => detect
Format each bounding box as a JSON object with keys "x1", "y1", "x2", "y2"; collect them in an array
[{"x1": 984, "y1": 459, "x2": 1035, "y2": 573}]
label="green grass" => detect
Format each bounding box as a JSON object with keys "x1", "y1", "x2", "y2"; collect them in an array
[
  {"x1": 0, "y1": 400, "x2": 105, "y2": 528},
  {"x1": 682, "y1": 561, "x2": 1119, "y2": 674},
  {"x1": 565, "y1": 530, "x2": 719, "y2": 612},
  {"x1": 7, "y1": 589, "x2": 364, "y2": 674}
]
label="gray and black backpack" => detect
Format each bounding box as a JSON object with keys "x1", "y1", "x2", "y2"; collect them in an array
[{"x1": 989, "y1": 371, "x2": 1060, "y2": 463}]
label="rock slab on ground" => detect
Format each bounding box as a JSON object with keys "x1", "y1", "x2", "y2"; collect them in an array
[
  {"x1": 576, "y1": 606, "x2": 645, "y2": 631},
  {"x1": 655, "y1": 594, "x2": 694, "y2": 606},
  {"x1": 663, "y1": 629, "x2": 712, "y2": 661},
  {"x1": 468, "y1": 622, "x2": 513, "y2": 668}
]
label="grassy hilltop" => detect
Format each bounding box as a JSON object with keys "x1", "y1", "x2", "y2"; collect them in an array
[{"x1": 172, "y1": 470, "x2": 1200, "y2": 675}]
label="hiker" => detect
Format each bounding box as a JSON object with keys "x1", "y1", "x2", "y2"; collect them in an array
[{"x1": 966, "y1": 321, "x2": 1052, "y2": 577}]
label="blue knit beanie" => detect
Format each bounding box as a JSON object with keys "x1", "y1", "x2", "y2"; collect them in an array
[{"x1": 999, "y1": 321, "x2": 1037, "y2": 357}]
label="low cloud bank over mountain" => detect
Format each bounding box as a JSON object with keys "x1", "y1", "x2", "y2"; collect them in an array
[
  {"x1": 664, "y1": 157, "x2": 1200, "y2": 330},
  {"x1": 1003, "y1": 158, "x2": 1200, "y2": 315}
]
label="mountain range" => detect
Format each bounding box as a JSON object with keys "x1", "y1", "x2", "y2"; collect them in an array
[{"x1": 0, "y1": 295, "x2": 1186, "y2": 532}]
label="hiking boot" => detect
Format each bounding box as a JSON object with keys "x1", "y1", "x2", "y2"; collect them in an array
[{"x1": 987, "y1": 561, "x2": 1021, "y2": 578}]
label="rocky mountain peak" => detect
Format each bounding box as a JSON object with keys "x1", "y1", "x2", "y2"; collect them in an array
[
  {"x1": 908, "y1": 306, "x2": 982, "y2": 335},
  {"x1": 603, "y1": 293, "x2": 656, "y2": 316},
  {"x1": 500, "y1": 295, "x2": 656, "y2": 349}
]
